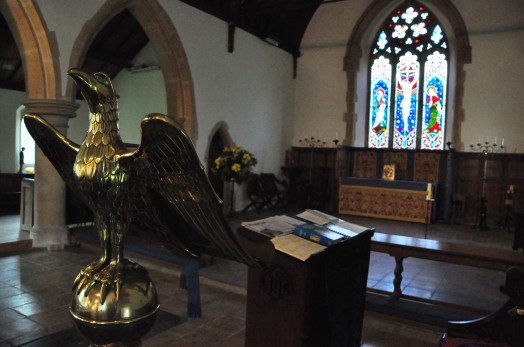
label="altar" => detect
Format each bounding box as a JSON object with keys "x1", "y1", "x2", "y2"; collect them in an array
[{"x1": 339, "y1": 177, "x2": 437, "y2": 223}]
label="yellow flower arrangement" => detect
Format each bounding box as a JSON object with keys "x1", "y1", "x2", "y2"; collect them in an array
[{"x1": 214, "y1": 146, "x2": 257, "y2": 182}]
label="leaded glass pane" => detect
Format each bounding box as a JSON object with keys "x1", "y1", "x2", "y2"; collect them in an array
[
  {"x1": 422, "y1": 51, "x2": 447, "y2": 150},
  {"x1": 401, "y1": 7, "x2": 419, "y2": 24},
  {"x1": 431, "y1": 25, "x2": 443, "y2": 44},
  {"x1": 369, "y1": 56, "x2": 392, "y2": 148},
  {"x1": 393, "y1": 52, "x2": 419, "y2": 149},
  {"x1": 377, "y1": 31, "x2": 388, "y2": 50}
]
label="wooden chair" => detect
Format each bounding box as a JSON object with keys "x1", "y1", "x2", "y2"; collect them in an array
[
  {"x1": 242, "y1": 174, "x2": 273, "y2": 213},
  {"x1": 438, "y1": 266, "x2": 524, "y2": 347},
  {"x1": 260, "y1": 173, "x2": 289, "y2": 211}
]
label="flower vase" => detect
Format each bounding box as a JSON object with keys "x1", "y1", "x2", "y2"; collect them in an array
[{"x1": 227, "y1": 178, "x2": 236, "y2": 217}]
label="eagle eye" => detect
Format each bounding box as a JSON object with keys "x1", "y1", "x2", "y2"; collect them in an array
[{"x1": 94, "y1": 73, "x2": 110, "y2": 85}]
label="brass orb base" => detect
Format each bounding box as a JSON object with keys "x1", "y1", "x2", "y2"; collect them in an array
[{"x1": 70, "y1": 262, "x2": 159, "y2": 347}]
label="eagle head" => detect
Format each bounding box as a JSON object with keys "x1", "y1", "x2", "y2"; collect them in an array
[{"x1": 68, "y1": 68, "x2": 116, "y2": 113}]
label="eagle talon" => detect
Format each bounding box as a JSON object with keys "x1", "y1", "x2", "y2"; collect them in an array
[
  {"x1": 93, "y1": 262, "x2": 125, "y2": 303},
  {"x1": 83, "y1": 280, "x2": 98, "y2": 297},
  {"x1": 73, "y1": 259, "x2": 108, "y2": 294},
  {"x1": 100, "y1": 283, "x2": 109, "y2": 305}
]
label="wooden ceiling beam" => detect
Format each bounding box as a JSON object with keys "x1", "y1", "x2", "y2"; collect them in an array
[{"x1": 85, "y1": 51, "x2": 133, "y2": 69}]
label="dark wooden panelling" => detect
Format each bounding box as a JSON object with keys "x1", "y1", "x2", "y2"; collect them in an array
[
  {"x1": 486, "y1": 158, "x2": 503, "y2": 179},
  {"x1": 455, "y1": 152, "x2": 524, "y2": 224},
  {"x1": 283, "y1": 147, "x2": 524, "y2": 225},
  {"x1": 508, "y1": 161, "x2": 524, "y2": 180},
  {"x1": 353, "y1": 152, "x2": 377, "y2": 178},
  {"x1": 282, "y1": 147, "x2": 338, "y2": 212},
  {"x1": 413, "y1": 152, "x2": 440, "y2": 182},
  {"x1": 383, "y1": 152, "x2": 408, "y2": 180}
]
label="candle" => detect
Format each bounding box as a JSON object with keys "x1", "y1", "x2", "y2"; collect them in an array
[
  {"x1": 495, "y1": 136, "x2": 497, "y2": 144},
  {"x1": 502, "y1": 138, "x2": 505, "y2": 147},
  {"x1": 336, "y1": 132, "x2": 339, "y2": 140}
]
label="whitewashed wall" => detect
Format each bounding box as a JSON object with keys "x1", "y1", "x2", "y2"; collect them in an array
[
  {"x1": 160, "y1": 0, "x2": 294, "y2": 171},
  {"x1": 296, "y1": 0, "x2": 524, "y2": 152},
  {"x1": 36, "y1": 0, "x2": 105, "y2": 96},
  {"x1": 461, "y1": 29, "x2": 524, "y2": 153},
  {"x1": 34, "y1": 0, "x2": 295, "y2": 176}
]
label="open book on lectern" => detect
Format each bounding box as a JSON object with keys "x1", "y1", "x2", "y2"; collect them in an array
[{"x1": 241, "y1": 209, "x2": 370, "y2": 261}]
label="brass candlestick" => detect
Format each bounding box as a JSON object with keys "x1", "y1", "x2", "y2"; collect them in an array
[
  {"x1": 298, "y1": 136, "x2": 325, "y2": 148},
  {"x1": 470, "y1": 139, "x2": 505, "y2": 230}
]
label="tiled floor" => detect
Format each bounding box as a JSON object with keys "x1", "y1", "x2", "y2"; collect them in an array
[{"x1": 0, "y1": 211, "x2": 519, "y2": 346}]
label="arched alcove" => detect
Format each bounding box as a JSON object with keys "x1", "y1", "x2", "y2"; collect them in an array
[{"x1": 206, "y1": 122, "x2": 234, "y2": 200}]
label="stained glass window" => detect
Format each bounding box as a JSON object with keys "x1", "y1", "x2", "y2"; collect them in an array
[{"x1": 367, "y1": 1, "x2": 448, "y2": 150}]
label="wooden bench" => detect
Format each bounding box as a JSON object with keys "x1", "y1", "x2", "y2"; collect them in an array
[
  {"x1": 0, "y1": 173, "x2": 34, "y2": 214},
  {"x1": 370, "y1": 232, "x2": 524, "y2": 310}
]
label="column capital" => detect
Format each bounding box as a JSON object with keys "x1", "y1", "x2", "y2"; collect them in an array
[
  {"x1": 23, "y1": 98, "x2": 79, "y2": 130},
  {"x1": 23, "y1": 98, "x2": 79, "y2": 117}
]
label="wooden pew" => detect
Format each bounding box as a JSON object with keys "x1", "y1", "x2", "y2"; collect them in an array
[{"x1": 370, "y1": 232, "x2": 524, "y2": 307}]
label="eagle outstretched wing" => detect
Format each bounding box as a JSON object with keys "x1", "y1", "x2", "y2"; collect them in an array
[
  {"x1": 122, "y1": 114, "x2": 273, "y2": 267},
  {"x1": 23, "y1": 114, "x2": 90, "y2": 208}
]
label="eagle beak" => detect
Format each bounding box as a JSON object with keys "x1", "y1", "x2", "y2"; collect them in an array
[{"x1": 68, "y1": 68, "x2": 101, "y2": 113}]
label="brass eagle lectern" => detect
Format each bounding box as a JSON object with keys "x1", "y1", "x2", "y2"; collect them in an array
[{"x1": 24, "y1": 69, "x2": 273, "y2": 346}]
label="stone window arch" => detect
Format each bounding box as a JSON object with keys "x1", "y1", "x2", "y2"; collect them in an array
[{"x1": 344, "y1": 0, "x2": 471, "y2": 150}]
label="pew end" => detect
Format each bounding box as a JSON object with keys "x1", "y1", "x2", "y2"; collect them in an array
[{"x1": 439, "y1": 266, "x2": 524, "y2": 347}]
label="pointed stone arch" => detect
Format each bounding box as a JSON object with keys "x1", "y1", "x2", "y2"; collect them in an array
[
  {"x1": 343, "y1": 0, "x2": 471, "y2": 149},
  {"x1": 0, "y1": 0, "x2": 60, "y2": 99},
  {"x1": 67, "y1": 0, "x2": 197, "y2": 138},
  {"x1": 1, "y1": 1, "x2": 79, "y2": 249}
]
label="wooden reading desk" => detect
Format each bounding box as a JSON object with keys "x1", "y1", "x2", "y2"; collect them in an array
[{"x1": 244, "y1": 227, "x2": 374, "y2": 347}]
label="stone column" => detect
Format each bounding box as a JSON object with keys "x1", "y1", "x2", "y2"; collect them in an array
[{"x1": 23, "y1": 99, "x2": 79, "y2": 250}]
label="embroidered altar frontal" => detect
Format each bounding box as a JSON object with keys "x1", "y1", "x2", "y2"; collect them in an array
[{"x1": 339, "y1": 177, "x2": 435, "y2": 223}]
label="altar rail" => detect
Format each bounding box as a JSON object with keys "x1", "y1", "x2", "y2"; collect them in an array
[{"x1": 369, "y1": 233, "x2": 524, "y2": 313}]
